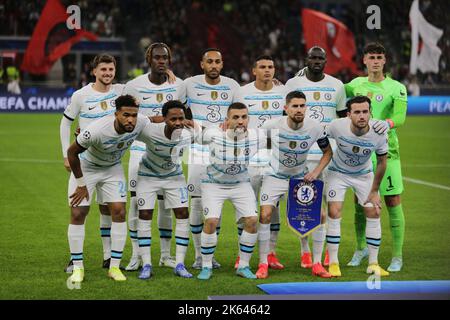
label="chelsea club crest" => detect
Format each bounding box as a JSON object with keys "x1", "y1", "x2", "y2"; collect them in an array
[{"x1": 293, "y1": 181, "x2": 318, "y2": 207}]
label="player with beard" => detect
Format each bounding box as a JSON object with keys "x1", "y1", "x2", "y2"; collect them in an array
[{"x1": 184, "y1": 48, "x2": 240, "y2": 270}]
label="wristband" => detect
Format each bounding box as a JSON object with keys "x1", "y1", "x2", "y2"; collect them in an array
[
  {"x1": 386, "y1": 119, "x2": 394, "y2": 129},
  {"x1": 76, "y1": 176, "x2": 86, "y2": 187}
]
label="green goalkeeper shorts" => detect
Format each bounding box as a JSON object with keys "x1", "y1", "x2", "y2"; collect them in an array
[{"x1": 372, "y1": 158, "x2": 404, "y2": 196}]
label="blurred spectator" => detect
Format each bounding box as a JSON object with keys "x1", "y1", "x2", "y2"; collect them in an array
[
  {"x1": 64, "y1": 62, "x2": 77, "y2": 89},
  {"x1": 6, "y1": 65, "x2": 21, "y2": 94},
  {"x1": 407, "y1": 75, "x2": 421, "y2": 96},
  {"x1": 1, "y1": 0, "x2": 448, "y2": 86}
]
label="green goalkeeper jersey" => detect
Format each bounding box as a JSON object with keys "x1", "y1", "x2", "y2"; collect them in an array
[{"x1": 345, "y1": 76, "x2": 407, "y2": 160}]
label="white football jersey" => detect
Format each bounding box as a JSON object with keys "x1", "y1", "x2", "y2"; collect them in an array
[
  {"x1": 77, "y1": 114, "x2": 150, "y2": 168},
  {"x1": 234, "y1": 82, "x2": 286, "y2": 129},
  {"x1": 327, "y1": 118, "x2": 388, "y2": 175},
  {"x1": 197, "y1": 127, "x2": 266, "y2": 184},
  {"x1": 123, "y1": 73, "x2": 186, "y2": 152},
  {"x1": 184, "y1": 75, "x2": 240, "y2": 165},
  {"x1": 285, "y1": 73, "x2": 346, "y2": 160},
  {"x1": 63, "y1": 83, "x2": 125, "y2": 130},
  {"x1": 262, "y1": 117, "x2": 327, "y2": 179},
  {"x1": 234, "y1": 82, "x2": 286, "y2": 167},
  {"x1": 136, "y1": 122, "x2": 193, "y2": 179}
]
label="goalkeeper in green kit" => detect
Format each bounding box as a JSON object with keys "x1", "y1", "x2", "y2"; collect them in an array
[{"x1": 345, "y1": 42, "x2": 407, "y2": 272}]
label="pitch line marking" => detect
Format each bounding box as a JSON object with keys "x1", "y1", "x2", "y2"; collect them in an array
[{"x1": 403, "y1": 176, "x2": 450, "y2": 191}]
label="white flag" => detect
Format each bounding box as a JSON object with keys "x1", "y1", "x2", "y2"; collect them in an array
[{"x1": 409, "y1": 0, "x2": 443, "y2": 74}]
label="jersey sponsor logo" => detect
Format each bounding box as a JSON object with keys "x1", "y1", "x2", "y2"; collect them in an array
[
  {"x1": 328, "y1": 190, "x2": 336, "y2": 198},
  {"x1": 272, "y1": 101, "x2": 280, "y2": 109},
  {"x1": 100, "y1": 101, "x2": 108, "y2": 110},
  {"x1": 221, "y1": 92, "x2": 228, "y2": 100},
  {"x1": 324, "y1": 93, "x2": 332, "y2": 101},
  {"x1": 143, "y1": 96, "x2": 152, "y2": 100},
  {"x1": 352, "y1": 146, "x2": 360, "y2": 153},
  {"x1": 313, "y1": 92, "x2": 320, "y2": 100},
  {"x1": 83, "y1": 131, "x2": 91, "y2": 140},
  {"x1": 248, "y1": 104, "x2": 256, "y2": 107},
  {"x1": 206, "y1": 105, "x2": 221, "y2": 123},
  {"x1": 88, "y1": 105, "x2": 96, "y2": 110},
  {"x1": 400, "y1": 91, "x2": 406, "y2": 96},
  {"x1": 262, "y1": 101, "x2": 269, "y2": 110},
  {"x1": 166, "y1": 94, "x2": 173, "y2": 101},
  {"x1": 211, "y1": 91, "x2": 218, "y2": 100},
  {"x1": 197, "y1": 93, "x2": 205, "y2": 96},
  {"x1": 375, "y1": 94, "x2": 383, "y2": 102},
  {"x1": 156, "y1": 93, "x2": 164, "y2": 103}
]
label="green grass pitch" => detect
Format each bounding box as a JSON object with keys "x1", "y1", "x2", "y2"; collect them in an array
[{"x1": 0, "y1": 114, "x2": 449, "y2": 299}]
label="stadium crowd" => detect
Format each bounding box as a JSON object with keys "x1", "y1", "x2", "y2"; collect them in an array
[{"x1": 1, "y1": 0, "x2": 449, "y2": 87}]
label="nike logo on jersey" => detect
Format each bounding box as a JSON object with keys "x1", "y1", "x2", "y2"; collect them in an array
[
  {"x1": 143, "y1": 96, "x2": 152, "y2": 100},
  {"x1": 197, "y1": 93, "x2": 205, "y2": 96},
  {"x1": 248, "y1": 104, "x2": 256, "y2": 107},
  {"x1": 338, "y1": 143, "x2": 347, "y2": 147},
  {"x1": 88, "y1": 105, "x2": 96, "y2": 110}
]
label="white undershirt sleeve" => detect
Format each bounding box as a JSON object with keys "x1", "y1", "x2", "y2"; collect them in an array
[{"x1": 60, "y1": 116, "x2": 73, "y2": 158}]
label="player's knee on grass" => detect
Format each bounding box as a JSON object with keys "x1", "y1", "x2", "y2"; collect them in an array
[
  {"x1": 320, "y1": 207, "x2": 327, "y2": 224},
  {"x1": 99, "y1": 204, "x2": 110, "y2": 216},
  {"x1": 203, "y1": 218, "x2": 219, "y2": 234},
  {"x1": 108, "y1": 203, "x2": 126, "y2": 222},
  {"x1": 244, "y1": 216, "x2": 258, "y2": 233},
  {"x1": 364, "y1": 206, "x2": 380, "y2": 219},
  {"x1": 384, "y1": 194, "x2": 401, "y2": 207},
  {"x1": 173, "y1": 207, "x2": 189, "y2": 219},
  {"x1": 259, "y1": 205, "x2": 273, "y2": 224},
  {"x1": 328, "y1": 202, "x2": 342, "y2": 219},
  {"x1": 139, "y1": 209, "x2": 153, "y2": 220},
  {"x1": 70, "y1": 206, "x2": 89, "y2": 224}
]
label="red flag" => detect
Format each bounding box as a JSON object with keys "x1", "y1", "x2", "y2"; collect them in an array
[
  {"x1": 21, "y1": 0, "x2": 97, "y2": 75},
  {"x1": 302, "y1": 8, "x2": 360, "y2": 75}
]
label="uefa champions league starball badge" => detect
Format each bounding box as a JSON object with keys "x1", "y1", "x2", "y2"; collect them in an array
[{"x1": 287, "y1": 179, "x2": 324, "y2": 238}]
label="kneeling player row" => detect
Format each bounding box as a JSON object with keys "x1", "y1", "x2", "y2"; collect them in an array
[{"x1": 65, "y1": 92, "x2": 390, "y2": 283}]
